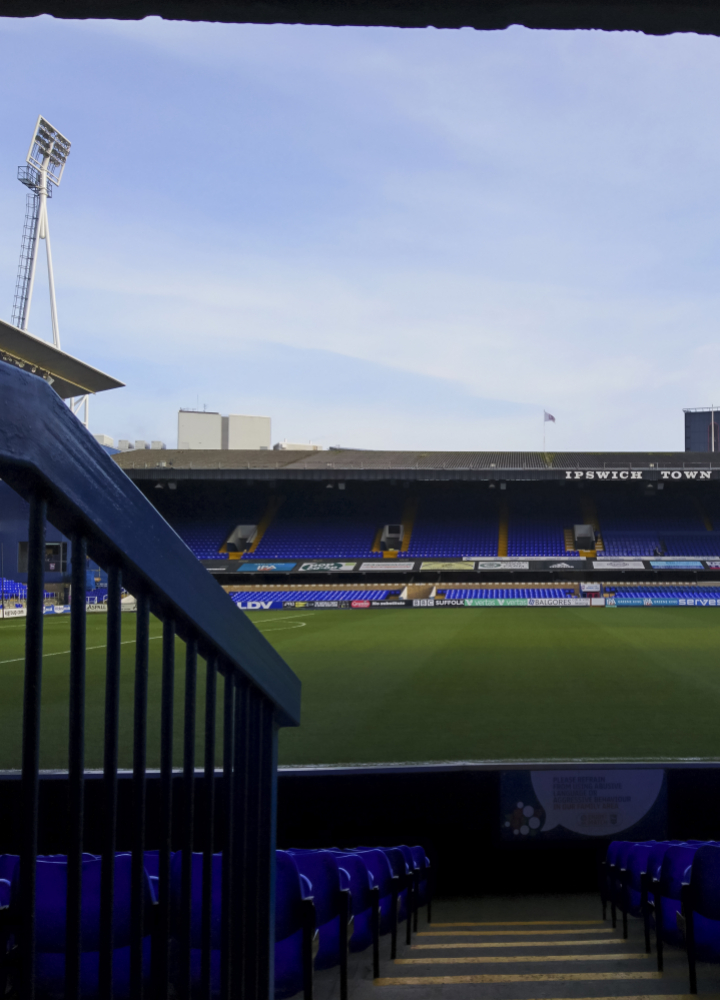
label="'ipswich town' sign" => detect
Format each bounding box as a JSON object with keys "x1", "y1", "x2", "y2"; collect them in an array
[{"x1": 565, "y1": 470, "x2": 712, "y2": 480}]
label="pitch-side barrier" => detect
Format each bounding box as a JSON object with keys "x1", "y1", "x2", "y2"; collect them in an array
[{"x1": 234, "y1": 596, "x2": 720, "y2": 609}]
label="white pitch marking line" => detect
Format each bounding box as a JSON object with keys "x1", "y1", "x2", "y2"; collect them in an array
[{"x1": 0, "y1": 634, "x2": 163, "y2": 665}]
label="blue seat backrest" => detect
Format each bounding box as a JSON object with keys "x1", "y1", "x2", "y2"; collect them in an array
[
  {"x1": 690, "y1": 845, "x2": 720, "y2": 921},
  {"x1": 615, "y1": 842, "x2": 638, "y2": 870},
  {"x1": 11, "y1": 855, "x2": 145, "y2": 952},
  {"x1": 659, "y1": 845, "x2": 699, "y2": 900},
  {"x1": 351, "y1": 850, "x2": 394, "y2": 896},
  {"x1": 606, "y1": 841, "x2": 625, "y2": 866},
  {"x1": 409, "y1": 846, "x2": 429, "y2": 873},
  {"x1": 0, "y1": 855, "x2": 19, "y2": 883},
  {"x1": 646, "y1": 842, "x2": 679, "y2": 881},
  {"x1": 397, "y1": 846, "x2": 417, "y2": 872},
  {"x1": 143, "y1": 850, "x2": 161, "y2": 878},
  {"x1": 626, "y1": 844, "x2": 655, "y2": 891},
  {"x1": 287, "y1": 851, "x2": 341, "y2": 926},
  {"x1": 329, "y1": 853, "x2": 374, "y2": 913},
  {"x1": 169, "y1": 851, "x2": 223, "y2": 949},
  {"x1": 276, "y1": 851, "x2": 309, "y2": 942},
  {"x1": 380, "y1": 848, "x2": 408, "y2": 880}
]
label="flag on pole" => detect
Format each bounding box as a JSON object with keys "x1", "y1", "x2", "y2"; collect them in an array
[{"x1": 544, "y1": 411, "x2": 556, "y2": 423}]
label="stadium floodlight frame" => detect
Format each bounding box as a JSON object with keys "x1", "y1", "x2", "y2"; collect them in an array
[{"x1": 26, "y1": 115, "x2": 71, "y2": 186}]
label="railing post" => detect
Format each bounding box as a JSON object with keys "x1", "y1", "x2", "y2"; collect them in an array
[
  {"x1": 100, "y1": 564, "x2": 122, "y2": 998},
  {"x1": 66, "y1": 533, "x2": 87, "y2": 1000},
  {"x1": 231, "y1": 676, "x2": 249, "y2": 1000},
  {"x1": 181, "y1": 636, "x2": 198, "y2": 1000},
  {"x1": 130, "y1": 592, "x2": 150, "y2": 999},
  {"x1": 20, "y1": 492, "x2": 46, "y2": 1000},
  {"x1": 157, "y1": 617, "x2": 176, "y2": 999},
  {"x1": 201, "y1": 655, "x2": 217, "y2": 1000},
  {"x1": 220, "y1": 669, "x2": 235, "y2": 1000},
  {"x1": 261, "y1": 703, "x2": 279, "y2": 1000}
]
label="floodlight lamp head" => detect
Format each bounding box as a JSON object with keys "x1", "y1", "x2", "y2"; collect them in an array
[{"x1": 26, "y1": 115, "x2": 71, "y2": 186}]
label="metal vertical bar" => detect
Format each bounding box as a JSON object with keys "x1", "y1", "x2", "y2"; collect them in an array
[
  {"x1": 20, "y1": 493, "x2": 46, "y2": 1000},
  {"x1": 157, "y1": 618, "x2": 175, "y2": 999},
  {"x1": 130, "y1": 593, "x2": 150, "y2": 999},
  {"x1": 231, "y1": 676, "x2": 249, "y2": 1000},
  {"x1": 257, "y1": 701, "x2": 278, "y2": 1000},
  {"x1": 220, "y1": 670, "x2": 235, "y2": 1000},
  {"x1": 181, "y1": 636, "x2": 198, "y2": 1000},
  {"x1": 100, "y1": 565, "x2": 122, "y2": 998},
  {"x1": 201, "y1": 656, "x2": 217, "y2": 1000},
  {"x1": 66, "y1": 534, "x2": 87, "y2": 1000},
  {"x1": 245, "y1": 689, "x2": 262, "y2": 1000}
]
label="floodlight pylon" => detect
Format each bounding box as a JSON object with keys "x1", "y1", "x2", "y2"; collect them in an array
[{"x1": 11, "y1": 116, "x2": 71, "y2": 350}]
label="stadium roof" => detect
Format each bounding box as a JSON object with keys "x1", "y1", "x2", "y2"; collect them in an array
[
  {"x1": 2, "y1": 0, "x2": 719, "y2": 38},
  {"x1": 0, "y1": 320, "x2": 124, "y2": 400},
  {"x1": 114, "y1": 448, "x2": 720, "y2": 483}
]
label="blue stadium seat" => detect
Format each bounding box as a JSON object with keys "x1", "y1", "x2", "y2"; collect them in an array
[
  {"x1": 328, "y1": 852, "x2": 380, "y2": 973},
  {"x1": 10, "y1": 854, "x2": 152, "y2": 999},
  {"x1": 652, "y1": 844, "x2": 700, "y2": 971},
  {"x1": 348, "y1": 848, "x2": 398, "y2": 950},
  {"x1": 286, "y1": 851, "x2": 351, "y2": 1000},
  {"x1": 409, "y1": 846, "x2": 432, "y2": 926},
  {"x1": 275, "y1": 852, "x2": 316, "y2": 1000},
  {"x1": 683, "y1": 844, "x2": 720, "y2": 993}
]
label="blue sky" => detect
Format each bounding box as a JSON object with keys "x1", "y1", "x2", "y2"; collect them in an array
[{"x1": 1, "y1": 17, "x2": 720, "y2": 451}]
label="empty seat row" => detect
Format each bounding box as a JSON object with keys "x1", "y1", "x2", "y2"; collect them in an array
[
  {"x1": 603, "y1": 838, "x2": 720, "y2": 993},
  {"x1": 229, "y1": 590, "x2": 392, "y2": 604},
  {"x1": 0, "y1": 844, "x2": 430, "y2": 999}
]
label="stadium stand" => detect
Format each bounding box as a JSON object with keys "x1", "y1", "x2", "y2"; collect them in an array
[
  {"x1": 612, "y1": 587, "x2": 720, "y2": 601},
  {"x1": 172, "y1": 521, "x2": 236, "y2": 560},
  {"x1": 148, "y1": 476, "x2": 720, "y2": 562},
  {"x1": 507, "y1": 493, "x2": 582, "y2": 557},
  {"x1": 594, "y1": 491, "x2": 720, "y2": 557},
  {"x1": 442, "y1": 587, "x2": 575, "y2": 599},
  {"x1": 405, "y1": 494, "x2": 498, "y2": 558},
  {"x1": 252, "y1": 518, "x2": 382, "y2": 560},
  {"x1": 0, "y1": 577, "x2": 26, "y2": 600},
  {"x1": 229, "y1": 589, "x2": 394, "y2": 603},
  {"x1": 85, "y1": 587, "x2": 108, "y2": 603}
]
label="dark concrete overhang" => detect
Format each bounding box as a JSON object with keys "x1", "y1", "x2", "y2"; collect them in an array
[
  {"x1": 114, "y1": 448, "x2": 720, "y2": 483},
  {"x1": 3, "y1": 0, "x2": 720, "y2": 36}
]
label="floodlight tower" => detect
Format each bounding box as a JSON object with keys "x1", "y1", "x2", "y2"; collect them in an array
[
  {"x1": 9, "y1": 118, "x2": 90, "y2": 426},
  {"x1": 11, "y1": 116, "x2": 71, "y2": 346}
]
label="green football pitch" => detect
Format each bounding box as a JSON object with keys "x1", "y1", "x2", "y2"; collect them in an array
[{"x1": 1, "y1": 606, "x2": 719, "y2": 769}]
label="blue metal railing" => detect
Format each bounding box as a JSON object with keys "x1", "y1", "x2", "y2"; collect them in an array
[{"x1": 0, "y1": 359, "x2": 301, "y2": 999}]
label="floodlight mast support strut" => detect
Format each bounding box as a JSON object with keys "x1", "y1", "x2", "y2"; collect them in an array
[{"x1": 19, "y1": 147, "x2": 61, "y2": 348}]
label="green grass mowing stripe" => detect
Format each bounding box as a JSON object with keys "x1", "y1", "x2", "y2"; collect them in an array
[
  {"x1": 0, "y1": 615, "x2": 224, "y2": 770},
  {"x1": 4, "y1": 605, "x2": 720, "y2": 767},
  {"x1": 251, "y1": 606, "x2": 720, "y2": 765}
]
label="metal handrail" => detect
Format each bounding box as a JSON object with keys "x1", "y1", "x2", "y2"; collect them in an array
[{"x1": 0, "y1": 359, "x2": 301, "y2": 999}]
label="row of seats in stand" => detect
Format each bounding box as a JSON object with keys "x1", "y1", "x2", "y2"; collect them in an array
[
  {"x1": 277, "y1": 845, "x2": 431, "y2": 1000},
  {"x1": 442, "y1": 587, "x2": 575, "y2": 600},
  {"x1": 0, "y1": 844, "x2": 430, "y2": 1000},
  {"x1": 602, "y1": 838, "x2": 720, "y2": 993}
]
